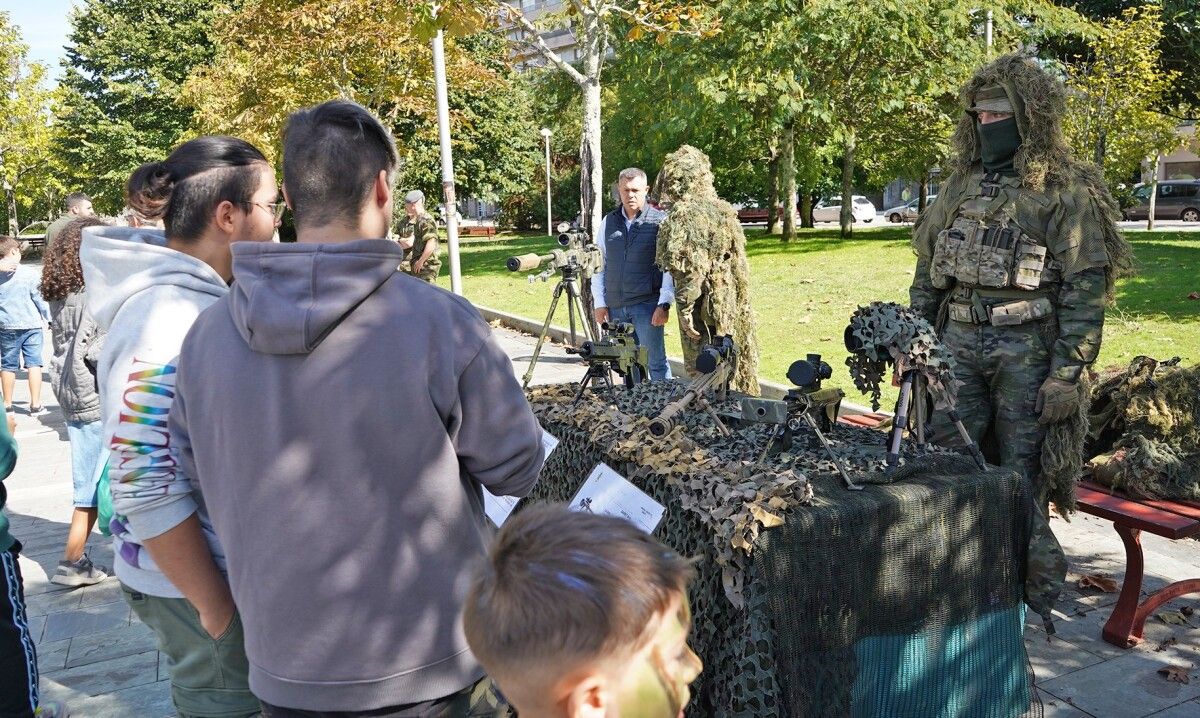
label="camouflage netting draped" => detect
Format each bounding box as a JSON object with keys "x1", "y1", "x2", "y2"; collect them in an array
[
  {"x1": 655, "y1": 145, "x2": 762, "y2": 395},
  {"x1": 1085, "y1": 357, "x2": 1200, "y2": 500},
  {"x1": 524, "y1": 382, "x2": 1045, "y2": 717}
]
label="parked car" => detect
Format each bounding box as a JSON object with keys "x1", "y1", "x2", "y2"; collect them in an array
[
  {"x1": 813, "y1": 195, "x2": 876, "y2": 223},
  {"x1": 883, "y1": 195, "x2": 938, "y2": 223},
  {"x1": 1124, "y1": 180, "x2": 1200, "y2": 222}
]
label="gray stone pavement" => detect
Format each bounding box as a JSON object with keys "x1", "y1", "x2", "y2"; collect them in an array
[{"x1": 3, "y1": 325, "x2": 1197, "y2": 716}]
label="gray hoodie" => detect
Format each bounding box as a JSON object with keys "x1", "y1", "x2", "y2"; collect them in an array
[
  {"x1": 170, "y1": 239, "x2": 543, "y2": 711},
  {"x1": 81, "y1": 226, "x2": 229, "y2": 598}
]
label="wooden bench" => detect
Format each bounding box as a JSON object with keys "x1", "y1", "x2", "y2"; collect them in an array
[
  {"x1": 1075, "y1": 481, "x2": 1200, "y2": 648},
  {"x1": 460, "y1": 225, "x2": 497, "y2": 238}
]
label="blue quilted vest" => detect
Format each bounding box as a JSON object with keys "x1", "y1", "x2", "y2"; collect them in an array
[{"x1": 602, "y1": 205, "x2": 665, "y2": 309}]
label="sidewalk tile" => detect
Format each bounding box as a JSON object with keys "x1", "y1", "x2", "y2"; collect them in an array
[
  {"x1": 40, "y1": 649, "x2": 160, "y2": 696},
  {"x1": 43, "y1": 601, "x2": 131, "y2": 642},
  {"x1": 1039, "y1": 645, "x2": 1200, "y2": 718},
  {"x1": 66, "y1": 622, "x2": 158, "y2": 669}
]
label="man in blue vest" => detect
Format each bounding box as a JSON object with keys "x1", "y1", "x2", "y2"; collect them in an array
[{"x1": 591, "y1": 168, "x2": 674, "y2": 381}]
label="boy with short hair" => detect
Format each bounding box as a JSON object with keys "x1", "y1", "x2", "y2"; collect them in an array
[
  {"x1": 0, "y1": 237, "x2": 51, "y2": 414},
  {"x1": 463, "y1": 504, "x2": 703, "y2": 718}
]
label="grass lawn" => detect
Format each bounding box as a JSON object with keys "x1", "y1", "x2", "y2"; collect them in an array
[{"x1": 438, "y1": 227, "x2": 1200, "y2": 408}]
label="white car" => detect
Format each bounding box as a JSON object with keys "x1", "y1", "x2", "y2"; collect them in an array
[
  {"x1": 883, "y1": 195, "x2": 938, "y2": 223},
  {"x1": 813, "y1": 195, "x2": 876, "y2": 223}
]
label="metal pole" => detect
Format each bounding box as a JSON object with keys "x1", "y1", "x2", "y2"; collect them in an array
[
  {"x1": 431, "y1": 23, "x2": 463, "y2": 295},
  {"x1": 986, "y1": 10, "x2": 993, "y2": 50},
  {"x1": 541, "y1": 128, "x2": 553, "y2": 236}
]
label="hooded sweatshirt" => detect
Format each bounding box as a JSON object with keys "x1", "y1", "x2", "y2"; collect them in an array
[
  {"x1": 80, "y1": 226, "x2": 229, "y2": 597},
  {"x1": 169, "y1": 239, "x2": 544, "y2": 711}
]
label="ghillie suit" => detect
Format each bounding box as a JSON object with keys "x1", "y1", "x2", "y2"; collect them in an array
[
  {"x1": 909, "y1": 53, "x2": 1134, "y2": 516},
  {"x1": 1085, "y1": 357, "x2": 1200, "y2": 501},
  {"x1": 655, "y1": 145, "x2": 761, "y2": 395}
]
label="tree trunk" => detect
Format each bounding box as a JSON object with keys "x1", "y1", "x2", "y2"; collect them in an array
[
  {"x1": 766, "y1": 145, "x2": 780, "y2": 235},
  {"x1": 5, "y1": 186, "x2": 17, "y2": 238},
  {"x1": 839, "y1": 129, "x2": 856, "y2": 238},
  {"x1": 1147, "y1": 155, "x2": 1159, "y2": 231},
  {"x1": 576, "y1": 15, "x2": 604, "y2": 333},
  {"x1": 800, "y1": 190, "x2": 814, "y2": 228},
  {"x1": 781, "y1": 123, "x2": 797, "y2": 243},
  {"x1": 918, "y1": 175, "x2": 928, "y2": 213}
]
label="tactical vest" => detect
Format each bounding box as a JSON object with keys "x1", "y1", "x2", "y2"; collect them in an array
[
  {"x1": 603, "y1": 206, "x2": 665, "y2": 309},
  {"x1": 930, "y1": 172, "x2": 1059, "y2": 326}
]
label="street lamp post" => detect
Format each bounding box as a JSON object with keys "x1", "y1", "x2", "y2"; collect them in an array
[
  {"x1": 431, "y1": 4, "x2": 462, "y2": 295},
  {"x1": 540, "y1": 128, "x2": 553, "y2": 237}
]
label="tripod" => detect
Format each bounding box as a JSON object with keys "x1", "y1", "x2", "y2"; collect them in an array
[
  {"x1": 887, "y1": 369, "x2": 987, "y2": 470},
  {"x1": 521, "y1": 266, "x2": 595, "y2": 389}
]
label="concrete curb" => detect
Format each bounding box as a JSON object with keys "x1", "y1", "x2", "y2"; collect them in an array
[{"x1": 475, "y1": 304, "x2": 883, "y2": 417}]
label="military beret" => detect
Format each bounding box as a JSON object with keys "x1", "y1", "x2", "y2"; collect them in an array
[{"x1": 404, "y1": 190, "x2": 425, "y2": 205}]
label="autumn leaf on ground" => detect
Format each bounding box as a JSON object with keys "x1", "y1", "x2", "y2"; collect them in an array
[
  {"x1": 1158, "y1": 611, "x2": 1191, "y2": 626},
  {"x1": 1182, "y1": 606, "x2": 1195, "y2": 618},
  {"x1": 1157, "y1": 665, "x2": 1191, "y2": 684},
  {"x1": 1155, "y1": 637, "x2": 1178, "y2": 652},
  {"x1": 1077, "y1": 574, "x2": 1119, "y2": 593},
  {"x1": 1187, "y1": 292, "x2": 1200, "y2": 300}
]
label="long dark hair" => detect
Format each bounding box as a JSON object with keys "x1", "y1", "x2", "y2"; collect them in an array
[
  {"x1": 126, "y1": 136, "x2": 269, "y2": 242},
  {"x1": 40, "y1": 217, "x2": 109, "y2": 301}
]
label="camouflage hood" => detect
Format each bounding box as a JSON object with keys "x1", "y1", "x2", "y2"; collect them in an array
[
  {"x1": 944, "y1": 53, "x2": 1133, "y2": 298},
  {"x1": 654, "y1": 144, "x2": 720, "y2": 204}
]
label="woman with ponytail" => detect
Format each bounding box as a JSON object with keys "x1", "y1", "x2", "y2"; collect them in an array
[{"x1": 80, "y1": 135, "x2": 278, "y2": 718}]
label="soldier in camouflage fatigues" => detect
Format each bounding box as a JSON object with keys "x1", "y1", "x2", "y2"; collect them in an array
[
  {"x1": 910, "y1": 54, "x2": 1132, "y2": 510},
  {"x1": 910, "y1": 55, "x2": 1133, "y2": 632},
  {"x1": 655, "y1": 145, "x2": 762, "y2": 395},
  {"x1": 396, "y1": 189, "x2": 442, "y2": 283}
]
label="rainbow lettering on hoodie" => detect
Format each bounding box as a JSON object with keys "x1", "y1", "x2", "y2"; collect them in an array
[{"x1": 108, "y1": 359, "x2": 179, "y2": 568}]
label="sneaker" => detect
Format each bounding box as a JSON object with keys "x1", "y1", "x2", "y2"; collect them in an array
[
  {"x1": 28, "y1": 405, "x2": 46, "y2": 416},
  {"x1": 50, "y1": 554, "x2": 109, "y2": 587},
  {"x1": 35, "y1": 701, "x2": 70, "y2": 717}
]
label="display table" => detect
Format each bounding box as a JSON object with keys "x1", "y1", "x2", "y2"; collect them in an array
[{"x1": 524, "y1": 381, "x2": 1037, "y2": 718}]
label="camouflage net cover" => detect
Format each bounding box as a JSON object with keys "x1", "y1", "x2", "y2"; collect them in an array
[
  {"x1": 845, "y1": 301, "x2": 959, "y2": 411},
  {"x1": 1085, "y1": 356, "x2": 1200, "y2": 500},
  {"x1": 525, "y1": 381, "x2": 1038, "y2": 717}
]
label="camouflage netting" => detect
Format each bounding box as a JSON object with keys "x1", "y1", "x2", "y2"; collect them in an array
[
  {"x1": 525, "y1": 381, "x2": 1042, "y2": 717},
  {"x1": 845, "y1": 302, "x2": 959, "y2": 412},
  {"x1": 1085, "y1": 357, "x2": 1200, "y2": 500},
  {"x1": 655, "y1": 145, "x2": 762, "y2": 395}
]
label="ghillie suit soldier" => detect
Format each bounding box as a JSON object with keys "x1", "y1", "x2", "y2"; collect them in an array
[
  {"x1": 909, "y1": 54, "x2": 1134, "y2": 514},
  {"x1": 1086, "y1": 357, "x2": 1200, "y2": 501},
  {"x1": 655, "y1": 145, "x2": 761, "y2": 395}
]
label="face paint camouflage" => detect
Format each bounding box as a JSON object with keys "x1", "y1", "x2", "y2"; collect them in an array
[{"x1": 615, "y1": 598, "x2": 702, "y2": 717}]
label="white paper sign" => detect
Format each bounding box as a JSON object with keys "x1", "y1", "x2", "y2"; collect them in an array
[
  {"x1": 568, "y1": 463, "x2": 665, "y2": 534},
  {"x1": 483, "y1": 429, "x2": 560, "y2": 527}
]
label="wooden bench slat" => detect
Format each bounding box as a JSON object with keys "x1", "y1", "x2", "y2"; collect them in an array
[
  {"x1": 1078, "y1": 481, "x2": 1200, "y2": 522},
  {"x1": 1076, "y1": 485, "x2": 1200, "y2": 539}
]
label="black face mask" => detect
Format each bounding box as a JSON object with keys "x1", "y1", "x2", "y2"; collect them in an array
[{"x1": 977, "y1": 116, "x2": 1022, "y2": 175}]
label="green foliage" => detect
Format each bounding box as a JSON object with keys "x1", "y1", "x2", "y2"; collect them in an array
[
  {"x1": 54, "y1": 0, "x2": 227, "y2": 213},
  {"x1": 0, "y1": 12, "x2": 58, "y2": 234},
  {"x1": 1063, "y1": 4, "x2": 1183, "y2": 189},
  {"x1": 184, "y1": 1, "x2": 538, "y2": 205}
]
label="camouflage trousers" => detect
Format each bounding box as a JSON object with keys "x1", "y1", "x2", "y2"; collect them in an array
[{"x1": 930, "y1": 318, "x2": 1053, "y2": 487}]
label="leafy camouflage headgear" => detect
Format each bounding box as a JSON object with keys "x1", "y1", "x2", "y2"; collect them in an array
[
  {"x1": 655, "y1": 144, "x2": 719, "y2": 205},
  {"x1": 945, "y1": 53, "x2": 1134, "y2": 299}
]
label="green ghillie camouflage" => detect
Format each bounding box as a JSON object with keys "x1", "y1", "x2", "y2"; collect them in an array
[
  {"x1": 845, "y1": 302, "x2": 958, "y2": 412},
  {"x1": 909, "y1": 53, "x2": 1133, "y2": 517},
  {"x1": 655, "y1": 145, "x2": 761, "y2": 395},
  {"x1": 1086, "y1": 357, "x2": 1200, "y2": 500}
]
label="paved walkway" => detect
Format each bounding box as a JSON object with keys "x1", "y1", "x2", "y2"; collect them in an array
[{"x1": 4, "y1": 326, "x2": 1197, "y2": 717}]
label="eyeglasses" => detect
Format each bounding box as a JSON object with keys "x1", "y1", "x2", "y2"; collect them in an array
[{"x1": 243, "y1": 201, "x2": 287, "y2": 223}]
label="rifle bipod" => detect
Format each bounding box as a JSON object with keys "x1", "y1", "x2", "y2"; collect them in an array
[
  {"x1": 886, "y1": 370, "x2": 986, "y2": 471},
  {"x1": 573, "y1": 363, "x2": 615, "y2": 405}
]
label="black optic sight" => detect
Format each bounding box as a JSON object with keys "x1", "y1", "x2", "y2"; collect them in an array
[{"x1": 787, "y1": 353, "x2": 833, "y2": 390}]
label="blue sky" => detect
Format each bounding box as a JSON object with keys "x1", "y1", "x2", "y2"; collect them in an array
[{"x1": 3, "y1": 0, "x2": 79, "y2": 82}]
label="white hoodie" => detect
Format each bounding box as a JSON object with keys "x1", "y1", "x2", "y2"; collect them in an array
[{"x1": 81, "y1": 226, "x2": 228, "y2": 597}]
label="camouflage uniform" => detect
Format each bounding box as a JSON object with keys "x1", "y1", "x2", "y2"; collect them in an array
[
  {"x1": 397, "y1": 212, "x2": 442, "y2": 283},
  {"x1": 910, "y1": 54, "x2": 1133, "y2": 632},
  {"x1": 909, "y1": 54, "x2": 1131, "y2": 510},
  {"x1": 655, "y1": 145, "x2": 761, "y2": 395}
]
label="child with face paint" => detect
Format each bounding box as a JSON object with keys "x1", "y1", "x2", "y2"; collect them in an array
[{"x1": 464, "y1": 504, "x2": 704, "y2": 718}]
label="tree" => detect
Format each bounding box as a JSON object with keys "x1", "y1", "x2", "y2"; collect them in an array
[
  {"x1": 184, "y1": 1, "x2": 538, "y2": 204},
  {"x1": 54, "y1": 0, "x2": 229, "y2": 213},
  {"x1": 1063, "y1": 4, "x2": 1184, "y2": 191},
  {"x1": 0, "y1": 13, "x2": 56, "y2": 235}
]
